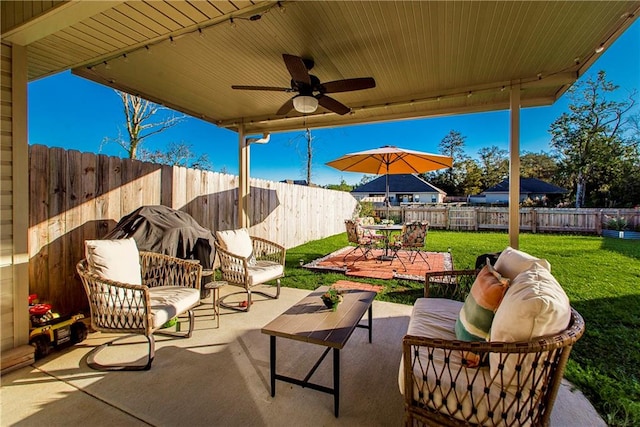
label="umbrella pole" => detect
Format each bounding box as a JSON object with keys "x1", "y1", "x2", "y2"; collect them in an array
[{"x1": 385, "y1": 169, "x2": 390, "y2": 220}]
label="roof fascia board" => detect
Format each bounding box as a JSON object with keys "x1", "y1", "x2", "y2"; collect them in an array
[
  {"x1": 237, "y1": 95, "x2": 557, "y2": 134},
  {"x1": 577, "y1": 6, "x2": 640, "y2": 80},
  {"x1": 221, "y1": 74, "x2": 569, "y2": 131}
]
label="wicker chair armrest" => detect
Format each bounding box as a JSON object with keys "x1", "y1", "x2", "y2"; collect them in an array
[
  {"x1": 251, "y1": 236, "x2": 286, "y2": 265},
  {"x1": 424, "y1": 269, "x2": 478, "y2": 300},
  {"x1": 139, "y1": 251, "x2": 202, "y2": 290},
  {"x1": 76, "y1": 260, "x2": 152, "y2": 333},
  {"x1": 214, "y1": 243, "x2": 250, "y2": 284}
]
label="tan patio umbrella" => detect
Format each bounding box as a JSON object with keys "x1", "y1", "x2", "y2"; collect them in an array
[{"x1": 326, "y1": 145, "x2": 453, "y2": 218}]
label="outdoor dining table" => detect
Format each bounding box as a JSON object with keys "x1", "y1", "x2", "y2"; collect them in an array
[{"x1": 361, "y1": 224, "x2": 403, "y2": 261}]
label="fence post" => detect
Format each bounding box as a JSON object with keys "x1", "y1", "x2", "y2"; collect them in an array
[
  {"x1": 445, "y1": 206, "x2": 450, "y2": 230},
  {"x1": 596, "y1": 210, "x2": 602, "y2": 235},
  {"x1": 532, "y1": 208, "x2": 537, "y2": 233},
  {"x1": 474, "y1": 207, "x2": 479, "y2": 231}
]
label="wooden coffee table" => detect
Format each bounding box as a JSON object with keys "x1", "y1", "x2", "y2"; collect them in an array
[{"x1": 261, "y1": 285, "x2": 376, "y2": 417}]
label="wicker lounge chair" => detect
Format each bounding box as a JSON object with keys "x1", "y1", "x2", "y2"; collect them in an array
[
  {"x1": 214, "y1": 229, "x2": 285, "y2": 312},
  {"x1": 77, "y1": 240, "x2": 202, "y2": 371}
]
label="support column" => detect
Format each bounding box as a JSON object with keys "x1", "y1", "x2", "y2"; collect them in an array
[
  {"x1": 238, "y1": 124, "x2": 249, "y2": 228},
  {"x1": 509, "y1": 83, "x2": 521, "y2": 249}
]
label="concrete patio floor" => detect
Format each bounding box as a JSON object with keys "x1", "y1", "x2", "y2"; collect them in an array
[{"x1": 1, "y1": 286, "x2": 604, "y2": 426}]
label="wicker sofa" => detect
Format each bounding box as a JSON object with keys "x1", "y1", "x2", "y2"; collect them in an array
[{"x1": 400, "y1": 248, "x2": 585, "y2": 426}]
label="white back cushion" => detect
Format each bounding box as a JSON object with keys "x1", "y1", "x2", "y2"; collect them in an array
[
  {"x1": 490, "y1": 264, "x2": 571, "y2": 389},
  {"x1": 494, "y1": 246, "x2": 551, "y2": 281},
  {"x1": 216, "y1": 228, "x2": 253, "y2": 258},
  {"x1": 85, "y1": 238, "x2": 142, "y2": 285}
]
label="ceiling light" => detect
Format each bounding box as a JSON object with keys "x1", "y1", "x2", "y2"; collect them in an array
[
  {"x1": 595, "y1": 44, "x2": 605, "y2": 53},
  {"x1": 293, "y1": 95, "x2": 318, "y2": 113}
]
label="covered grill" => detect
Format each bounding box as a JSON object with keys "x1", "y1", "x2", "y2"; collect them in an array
[{"x1": 105, "y1": 205, "x2": 216, "y2": 298}]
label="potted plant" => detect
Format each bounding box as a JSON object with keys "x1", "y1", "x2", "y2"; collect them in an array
[
  {"x1": 321, "y1": 287, "x2": 344, "y2": 311},
  {"x1": 602, "y1": 217, "x2": 640, "y2": 239}
]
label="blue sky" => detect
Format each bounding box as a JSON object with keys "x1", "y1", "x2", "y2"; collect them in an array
[{"x1": 28, "y1": 20, "x2": 639, "y2": 186}]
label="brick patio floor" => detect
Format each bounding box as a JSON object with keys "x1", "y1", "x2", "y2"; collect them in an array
[{"x1": 303, "y1": 246, "x2": 453, "y2": 282}]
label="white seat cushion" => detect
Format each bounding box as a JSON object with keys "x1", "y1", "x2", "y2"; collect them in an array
[
  {"x1": 85, "y1": 238, "x2": 142, "y2": 285},
  {"x1": 149, "y1": 286, "x2": 200, "y2": 329},
  {"x1": 247, "y1": 261, "x2": 284, "y2": 286}
]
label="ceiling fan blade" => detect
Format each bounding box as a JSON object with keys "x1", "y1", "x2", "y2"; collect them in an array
[
  {"x1": 283, "y1": 54, "x2": 311, "y2": 85},
  {"x1": 276, "y1": 98, "x2": 294, "y2": 116},
  {"x1": 317, "y1": 95, "x2": 350, "y2": 115},
  {"x1": 231, "y1": 85, "x2": 291, "y2": 92},
  {"x1": 321, "y1": 77, "x2": 376, "y2": 93}
]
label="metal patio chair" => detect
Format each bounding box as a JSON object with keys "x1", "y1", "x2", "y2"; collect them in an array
[
  {"x1": 389, "y1": 221, "x2": 430, "y2": 270},
  {"x1": 343, "y1": 219, "x2": 381, "y2": 263}
]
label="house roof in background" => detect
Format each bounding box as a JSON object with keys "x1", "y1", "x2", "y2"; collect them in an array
[
  {"x1": 2, "y1": 1, "x2": 638, "y2": 134},
  {"x1": 352, "y1": 174, "x2": 445, "y2": 195},
  {"x1": 482, "y1": 177, "x2": 569, "y2": 194}
]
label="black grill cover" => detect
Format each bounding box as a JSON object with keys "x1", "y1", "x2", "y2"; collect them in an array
[{"x1": 105, "y1": 206, "x2": 216, "y2": 297}]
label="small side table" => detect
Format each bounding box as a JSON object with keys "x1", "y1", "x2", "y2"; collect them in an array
[{"x1": 202, "y1": 270, "x2": 226, "y2": 328}]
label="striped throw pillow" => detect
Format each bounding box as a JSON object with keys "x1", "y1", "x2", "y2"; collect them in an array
[{"x1": 455, "y1": 261, "x2": 510, "y2": 366}]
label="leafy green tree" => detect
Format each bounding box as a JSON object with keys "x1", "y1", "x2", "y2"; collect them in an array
[
  {"x1": 437, "y1": 130, "x2": 469, "y2": 194},
  {"x1": 458, "y1": 159, "x2": 484, "y2": 196},
  {"x1": 549, "y1": 71, "x2": 636, "y2": 207},
  {"x1": 520, "y1": 151, "x2": 559, "y2": 181},
  {"x1": 477, "y1": 145, "x2": 508, "y2": 189},
  {"x1": 326, "y1": 179, "x2": 353, "y2": 192}
]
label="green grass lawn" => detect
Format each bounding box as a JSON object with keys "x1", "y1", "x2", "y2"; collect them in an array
[{"x1": 282, "y1": 231, "x2": 640, "y2": 426}]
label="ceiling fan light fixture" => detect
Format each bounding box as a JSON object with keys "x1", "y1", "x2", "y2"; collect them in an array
[{"x1": 293, "y1": 95, "x2": 318, "y2": 113}]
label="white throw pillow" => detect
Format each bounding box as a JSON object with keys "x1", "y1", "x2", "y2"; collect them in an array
[
  {"x1": 494, "y1": 246, "x2": 551, "y2": 281},
  {"x1": 490, "y1": 264, "x2": 571, "y2": 389},
  {"x1": 216, "y1": 229, "x2": 255, "y2": 264},
  {"x1": 85, "y1": 238, "x2": 142, "y2": 285}
]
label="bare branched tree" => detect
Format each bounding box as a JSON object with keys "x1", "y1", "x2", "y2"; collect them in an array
[
  {"x1": 138, "y1": 141, "x2": 212, "y2": 170},
  {"x1": 288, "y1": 127, "x2": 315, "y2": 184},
  {"x1": 103, "y1": 91, "x2": 184, "y2": 159}
]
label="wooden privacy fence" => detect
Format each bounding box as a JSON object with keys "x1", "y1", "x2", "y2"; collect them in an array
[
  {"x1": 380, "y1": 206, "x2": 640, "y2": 233},
  {"x1": 29, "y1": 145, "x2": 357, "y2": 315}
]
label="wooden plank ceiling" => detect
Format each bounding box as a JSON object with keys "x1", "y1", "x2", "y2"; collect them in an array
[{"x1": 3, "y1": 0, "x2": 639, "y2": 134}]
